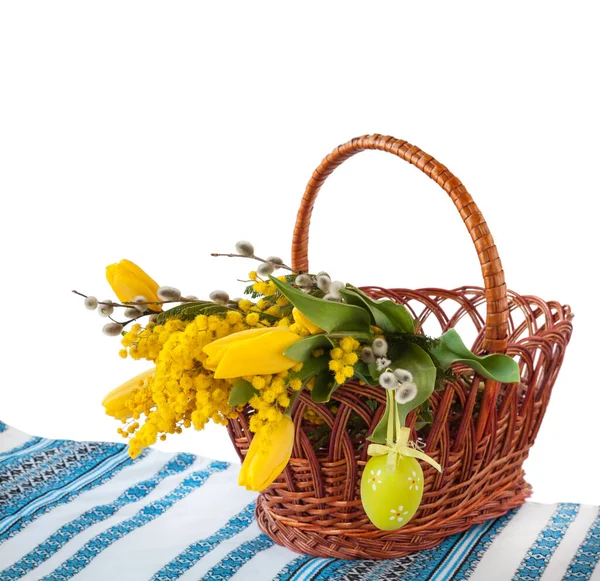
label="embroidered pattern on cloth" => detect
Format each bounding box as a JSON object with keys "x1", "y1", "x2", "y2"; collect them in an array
[{"x1": 1, "y1": 422, "x2": 598, "y2": 581}]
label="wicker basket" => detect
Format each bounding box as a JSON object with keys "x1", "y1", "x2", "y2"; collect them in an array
[{"x1": 226, "y1": 134, "x2": 573, "y2": 560}]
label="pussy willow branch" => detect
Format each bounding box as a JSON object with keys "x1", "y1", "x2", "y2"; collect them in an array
[
  {"x1": 74, "y1": 289, "x2": 250, "y2": 328},
  {"x1": 108, "y1": 314, "x2": 144, "y2": 326},
  {"x1": 210, "y1": 252, "x2": 301, "y2": 274},
  {"x1": 71, "y1": 290, "x2": 197, "y2": 308}
]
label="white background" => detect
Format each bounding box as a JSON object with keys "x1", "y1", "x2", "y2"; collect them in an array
[{"x1": 1, "y1": 2, "x2": 598, "y2": 504}]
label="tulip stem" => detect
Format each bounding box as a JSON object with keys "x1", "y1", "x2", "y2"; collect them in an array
[
  {"x1": 285, "y1": 388, "x2": 303, "y2": 416},
  {"x1": 210, "y1": 252, "x2": 301, "y2": 274},
  {"x1": 327, "y1": 331, "x2": 375, "y2": 342},
  {"x1": 386, "y1": 389, "x2": 395, "y2": 447}
]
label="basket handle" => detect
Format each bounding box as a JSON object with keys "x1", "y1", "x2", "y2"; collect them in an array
[{"x1": 291, "y1": 134, "x2": 509, "y2": 354}]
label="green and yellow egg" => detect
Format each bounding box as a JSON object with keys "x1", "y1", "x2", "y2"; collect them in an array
[{"x1": 360, "y1": 454, "x2": 424, "y2": 531}]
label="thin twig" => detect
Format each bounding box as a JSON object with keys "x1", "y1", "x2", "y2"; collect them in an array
[
  {"x1": 210, "y1": 252, "x2": 300, "y2": 274},
  {"x1": 109, "y1": 314, "x2": 147, "y2": 326},
  {"x1": 72, "y1": 290, "x2": 198, "y2": 308}
]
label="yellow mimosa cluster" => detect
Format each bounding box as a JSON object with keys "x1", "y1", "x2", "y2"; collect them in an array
[
  {"x1": 236, "y1": 275, "x2": 292, "y2": 329},
  {"x1": 120, "y1": 319, "x2": 187, "y2": 361},
  {"x1": 123, "y1": 314, "x2": 248, "y2": 457},
  {"x1": 110, "y1": 304, "x2": 308, "y2": 458},
  {"x1": 103, "y1": 263, "x2": 364, "y2": 466},
  {"x1": 328, "y1": 336, "x2": 360, "y2": 384},
  {"x1": 97, "y1": 258, "x2": 375, "y2": 492},
  {"x1": 244, "y1": 365, "x2": 303, "y2": 436}
]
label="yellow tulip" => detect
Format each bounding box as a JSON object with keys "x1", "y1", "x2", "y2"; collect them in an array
[
  {"x1": 238, "y1": 415, "x2": 295, "y2": 491},
  {"x1": 106, "y1": 259, "x2": 161, "y2": 312},
  {"x1": 292, "y1": 307, "x2": 324, "y2": 335},
  {"x1": 203, "y1": 327, "x2": 301, "y2": 379},
  {"x1": 102, "y1": 368, "x2": 154, "y2": 420}
]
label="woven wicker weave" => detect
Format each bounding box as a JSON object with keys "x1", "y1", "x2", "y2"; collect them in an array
[{"x1": 227, "y1": 134, "x2": 573, "y2": 560}]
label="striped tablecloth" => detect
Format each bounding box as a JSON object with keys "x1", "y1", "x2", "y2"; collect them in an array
[{"x1": 0, "y1": 420, "x2": 598, "y2": 580}]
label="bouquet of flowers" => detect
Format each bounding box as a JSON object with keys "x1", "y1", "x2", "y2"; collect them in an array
[{"x1": 78, "y1": 241, "x2": 519, "y2": 530}]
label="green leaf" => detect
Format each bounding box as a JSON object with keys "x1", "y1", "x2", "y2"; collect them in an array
[
  {"x1": 228, "y1": 379, "x2": 258, "y2": 406},
  {"x1": 367, "y1": 389, "x2": 393, "y2": 444},
  {"x1": 367, "y1": 345, "x2": 437, "y2": 442},
  {"x1": 284, "y1": 335, "x2": 334, "y2": 362},
  {"x1": 393, "y1": 343, "x2": 437, "y2": 425},
  {"x1": 311, "y1": 371, "x2": 337, "y2": 403},
  {"x1": 269, "y1": 276, "x2": 372, "y2": 334},
  {"x1": 188, "y1": 304, "x2": 232, "y2": 319},
  {"x1": 368, "y1": 361, "x2": 384, "y2": 382},
  {"x1": 342, "y1": 286, "x2": 414, "y2": 334},
  {"x1": 415, "y1": 400, "x2": 434, "y2": 431},
  {"x1": 353, "y1": 361, "x2": 375, "y2": 385},
  {"x1": 337, "y1": 288, "x2": 372, "y2": 313},
  {"x1": 365, "y1": 398, "x2": 380, "y2": 412},
  {"x1": 155, "y1": 301, "x2": 212, "y2": 325},
  {"x1": 372, "y1": 299, "x2": 415, "y2": 334},
  {"x1": 432, "y1": 329, "x2": 520, "y2": 383},
  {"x1": 244, "y1": 284, "x2": 261, "y2": 299},
  {"x1": 307, "y1": 423, "x2": 331, "y2": 451},
  {"x1": 289, "y1": 354, "x2": 329, "y2": 382}
]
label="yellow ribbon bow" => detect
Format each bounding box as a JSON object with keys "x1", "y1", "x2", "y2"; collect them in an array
[
  {"x1": 367, "y1": 388, "x2": 442, "y2": 473},
  {"x1": 367, "y1": 427, "x2": 442, "y2": 473}
]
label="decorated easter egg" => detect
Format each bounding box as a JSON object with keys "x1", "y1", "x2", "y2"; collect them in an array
[{"x1": 360, "y1": 453, "x2": 424, "y2": 531}]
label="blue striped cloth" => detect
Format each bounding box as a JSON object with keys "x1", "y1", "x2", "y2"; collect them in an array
[{"x1": 0, "y1": 419, "x2": 598, "y2": 580}]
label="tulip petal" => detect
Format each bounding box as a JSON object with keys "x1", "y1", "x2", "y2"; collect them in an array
[
  {"x1": 203, "y1": 327, "x2": 275, "y2": 370},
  {"x1": 238, "y1": 437, "x2": 259, "y2": 487},
  {"x1": 212, "y1": 329, "x2": 301, "y2": 379},
  {"x1": 121, "y1": 259, "x2": 160, "y2": 296},
  {"x1": 250, "y1": 453, "x2": 293, "y2": 491},
  {"x1": 292, "y1": 308, "x2": 324, "y2": 335},
  {"x1": 240, "y1": 416, "x2": 295, "y2": 491},
  {"x1": 106, "y1": 264, "x2": 117, "y2": 291},
  {"x1": 103, "y1": 368, "x2": 155, "y2": 420},
  {"x1": 105, "y1": 259, "x2": 162, "y2": 312}
]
